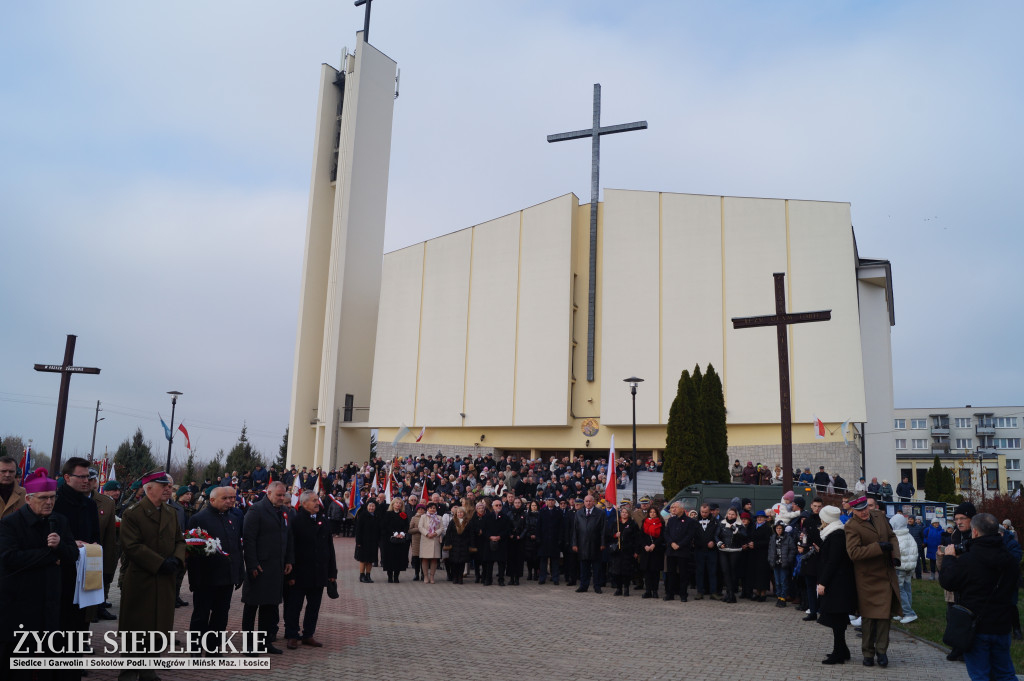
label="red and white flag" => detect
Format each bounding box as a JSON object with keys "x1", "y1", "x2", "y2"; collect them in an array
[
  {"x1": 383, "y1": 462, "x2": 393, "y2": 504},
  {"x1": 415, "y1": 426, "x2": 426, "y2": 442},
  {"x1": 177, "y1": 423, "x2": 191, "y2": 450},
  {"x1": 813, "y1": 416, "x2": 826, "y2": 439},
  {"x1": 604, "y1": 435, "x2": 617, "y2": 507}
]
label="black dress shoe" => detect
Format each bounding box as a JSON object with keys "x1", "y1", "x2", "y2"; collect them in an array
[
  {"x1": 862, "y1": 657, "x2": 874, "y2": 667},
  {"x1": 803, "y1": 613, "x2": 817, "y2": 621},
  {"x1": 175, "y1": 597, "x2": 188, "y2": 607},
  {"x1": 594, "y1": 587, "x2": 602, "y2": 594},
  {"x1": 101, "y1": 601, "x2": 113, "y2": 608},
  {"x1": 822, "y1": 654, "x2": 845, "y2": 665},
  {"x1": 876, "y1": 653, "x2": 888, "y2": 667},
  {"x1": 97, "y1": 608, "x2": 117, "y2": 621},
  {"x1": 266, "y1": 645, "x2": 283, "y2": 655},
  {"x1": 575, "y1": 586, "x2": 587, "y2": 593}
]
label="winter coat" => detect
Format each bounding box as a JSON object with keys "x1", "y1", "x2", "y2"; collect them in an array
[
  {"x1": 119, "y1": 496, "x2": 188, "y2": 636},
  {"x1": 187, "y1": 505, "x2": 244, "y2": 589},
  {"x1": 407, "y1": 511, "x2": 425, "y2": 557},
  {"x1": 537, "y1": 506, "x2": 563, "y2": 557},
  {"x1": 768, "y1": 528, "x2": 796, "y2": 568},
  {"x1": 380, "y1": 510, "x2": 411, "y2": 570},
  {"x1": 794, "y1": 513, "x2": 822, "y2": 577},
  {"x1": 879, "y1": 483, "x2": 894, "y2": 502},
  {"x1": 524, "y1": 510, "x2": 540, "y2": 560},
  {"x1": 0, "y1": 484, "x2": 26, "y2": 521},
  {"x1": 923, "y1": 524, "x2": 944, "y2": 560},
  {"x1": 94, "y1": 491, "x2": 119, "y2": 574},
  {"x1": 816, "y1": 523, "x2": 858, "y2": 616},
  {"x1": 442, "y1": 517, "x2": 473, "y2": 564},
  {"x1": 844, "y1": 509, "x2": 902, "y2": 619},
  {"x1": 895, "y1": 482, "x2": 915, "y2": 500},
  {"x1": 605, "y1": 517, "x2": 640, "y2": 576},
  {"x1": 663, "y1": 514, "x2": 697, "y2": 556},
  {"x1": 890, "y1": 515, "x2": 919, "y2": 575},
  {"x1": 353, "y1": 507, "x2": 380, "y2": 563},
  {"x1": 940, "y1": 533, "x2": 1020, "y2": 635},
  {"x1": 289, "y1": 507, "x2": 337, "y2": 588},
  {"x1": 694, "y1": 515, "x2": 719, "y2": 552},
  {"x1": 742, "y1": 465, "x2": 758, "y2": 485},
  {"x1": 715, "y1": 518, "x2": 747, "y2": 551},
  {"x1": 482, "y1": 511, "x2": 512, "y2": 561},
  {"x1": 571, "y1": 507, "x2": 606, "y2": 560},
  {"x1": 0, "y1": 505, "x2": 78, "y2": 642},
  {"x1": 241, "y1": 497, "x2": 295, "y2": 606},
  {"x1": 731, "y1": 464, "x2": 744, "y2": 484},
  {"x1": 638, "y1": 517, "x2": 665, "y2": 572},
  {"x1": 418, "y1": 512, "x2": 444, "y2": 560}
]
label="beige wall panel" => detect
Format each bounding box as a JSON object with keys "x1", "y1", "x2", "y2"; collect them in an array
[
  {"x1": 723, "y1": 197, "x2": 789, "y2": 423},
  {"x1": 660, "y1": 193, "x2": 725, "y2": 423},
  {"x1": 369, "y1": 243, "x2": 424, "y2": 427},
  {"x1": 788, "y1": 201, "x2": 867, "y2": 423},
  {"x1": 464, "y1": 214, "x2": 521, "y2": 426},
  {"x1": 416, "y1": 231, "x2": 473, "y2": 427},
  {"x1": 599, "y1": 189, "x2": 660, "y2": 426},
  {"x1": 514, "y1": 195, "x2": 575, "y2": 426}
]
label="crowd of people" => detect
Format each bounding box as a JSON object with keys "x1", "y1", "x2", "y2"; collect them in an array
[{"x1": 1, "y1": 450, "x2": 1021, "y2": 679}]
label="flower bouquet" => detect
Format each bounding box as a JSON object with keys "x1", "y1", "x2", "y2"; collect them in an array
[{"x1": 184, "y1": 527, "x2": 228, "y2": 556}]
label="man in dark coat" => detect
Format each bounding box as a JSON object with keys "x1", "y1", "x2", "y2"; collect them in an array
[
  {"x1": 241, "y1": 481, "x2": 294, "y2": 653},
  {"x1": 571, "y1": 494, "x2": 606, "y2": 593},
  {"x1": 187, "y1": 485, "x2": 244, "y2": 656},
  {"x1": 53, "y1": 457, "x2": 100, "y2": 638},
  {"x1": 663, "y1": 501, "x2": 697, "y2": 601},
  {"x1": 561, "y1": 499, "x2": 580, "y2": 585},
  {"x1": 482, "y1": 498, "x2": 512, "y2": 586},
  {"x1": 536, "y1": 496, "x2": 563, "y2": 585},
  {"x1": 895, "y1": 477, "x2": 915, "y2": 502},
  {"x1": 0, "y1": 469, "x2": 79, "y2": 668},
  {"x1": 693, "y1": 503, "x2": 719, "y2": 599},
  {"x1": 813, "y1": 466, "x2": 831, "y2": 494},
  {"x1": 940, "y1": 512, "x2": 1020, "y2": 679},
  {"x1": 284, "y1": 490, "x2": 337, "y2": 649},
  {"x1": 119, "y1": 470, "x2": 188, "y2": 679}
]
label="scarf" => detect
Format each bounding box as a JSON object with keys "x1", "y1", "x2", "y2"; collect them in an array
[
  {"x1": 454, "y1": 517, "x2": 469, "y2": 534},
  {"x1": 643, "y1": 518, "x2": 662, "y2": 538},
  {"x1": 819, "y1": 520, "x2": 845, "y2": 541}
]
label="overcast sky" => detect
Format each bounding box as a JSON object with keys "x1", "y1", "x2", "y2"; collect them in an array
[{"x1": 2, "y1": 1, "x2": 1022, "y2": 466}]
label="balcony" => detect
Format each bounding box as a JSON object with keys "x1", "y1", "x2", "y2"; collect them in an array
[
  {"x1": 931, "y1": 425, "x2": 950, "y2": 436},
  {"x1": 931, "y1": 442, "x2": 950, "y2": 454},
  {"x1": 977, "y1": 422, "x2": 996, "y2": 436}
]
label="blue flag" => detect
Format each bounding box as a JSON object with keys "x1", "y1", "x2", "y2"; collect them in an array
[{"x1": 159, "y1": 414, "x2": 172, "y2": 441}]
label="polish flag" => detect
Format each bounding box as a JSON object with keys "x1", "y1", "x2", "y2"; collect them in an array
[
  {"x1": 420, "y1": 477, "x2": 429, "y2": 503},
  {"x1": 383, "y1": 462, "x2": 393, "y2": 504},
  {"x1": 415, "y1": 426, "x2": 426, "y2": 442},
  {"x1": 604, "y1": 435, "x2": 617, "y2": 507},
  {"x1": 813, "y1": 417, "x2": 826, "y2": 439},
  {"x1": 178, "y1": 423, "x2": 191, "y2": 450}
]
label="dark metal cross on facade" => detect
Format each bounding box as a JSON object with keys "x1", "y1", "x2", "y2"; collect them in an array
[
  {"x1": 354, "y1": 0, "x2": 377, "y2": 44},
  {"x1": 548, "y1": 83, "x2": 647, "y2": 382},
  {"x1": 34, "y1": 334, "x2": 101, "y2": 477},
  {"x1": 731, "y1": 273, "x2": 831, "y2": 493}
]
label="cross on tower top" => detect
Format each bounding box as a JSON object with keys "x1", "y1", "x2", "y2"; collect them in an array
[
  {"x1": 354, "y1": 0, "x2": 380, "y2": 44},
  {"x1": 547, "y1": 83, "x2": 648, "y2": 382}
]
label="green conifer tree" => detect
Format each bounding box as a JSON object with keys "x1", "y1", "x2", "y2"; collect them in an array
[
  {"x1": 662, "y1": 369, "x2": 689, "y2": 499},
  {"x1": 702, "y1": 364, "x2": 729, "y2": 483}
]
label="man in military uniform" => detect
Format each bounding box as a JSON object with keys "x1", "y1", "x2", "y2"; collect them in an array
[
  {"x1": 0, "y1": 455, "x2": 26, "y2": 520},
  {"x1": 88, "y1": 468, "x2": 118, "y2": 621},
  {"x1": 118, "y1": 470, "x2": 187, "y2": 681}
]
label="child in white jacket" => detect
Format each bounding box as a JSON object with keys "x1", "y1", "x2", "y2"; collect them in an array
[{"x1": 890, "y1": 513, "x2": 919, "y2": 624}]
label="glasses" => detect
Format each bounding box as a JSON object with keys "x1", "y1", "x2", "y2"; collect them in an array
[{"x1": 66, "y1": 473, "x2": 90, "y2": 480}]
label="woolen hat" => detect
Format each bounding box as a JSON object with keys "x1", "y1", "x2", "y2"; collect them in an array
[
  {"x1": 103, "y1": 480, "x2": 121, "y2": 491},
  {"x1": 176, "y1": 485, "x2": 190, "y2": 498},
  {"x1": 818, "y1": 505, "x2": 841, "y2": 525},
  {"x1": 782, "y1": 491, "x2": 795, "y2": 502},
  {"x1": 953, "y1": 502, "x2": 977, "y2": 518}
]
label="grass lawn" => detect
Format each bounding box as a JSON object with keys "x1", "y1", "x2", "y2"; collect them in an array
[{"x1": 896, "y1": 576, "x2": 1024, "y2": 673}]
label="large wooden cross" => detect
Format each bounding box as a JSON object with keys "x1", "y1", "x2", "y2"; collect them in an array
[
  {"x1": 731, "y1": 273, "x2": 830, "y2": 493},
  {"x1": 547, "y1": 83, "x2": 647, "y2": 382},
  {"x1": 34, "y1": 334, "x2": 100, "y2": 477}
]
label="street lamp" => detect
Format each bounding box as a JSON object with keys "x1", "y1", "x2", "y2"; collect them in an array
[
  {"x1": 623, "y1": 377, "x2": 644, "y2": 505},
  {"x1": 166, "y1": 391, "x2": 182, "y2": 472}
]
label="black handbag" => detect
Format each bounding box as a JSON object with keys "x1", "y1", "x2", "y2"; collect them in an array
[
  {"x1": 942, "y1": 604, "x2": 976, "y2": 651},
  {"x1": 943, "y1": 575, "x2": 1002, "y2": 651}
]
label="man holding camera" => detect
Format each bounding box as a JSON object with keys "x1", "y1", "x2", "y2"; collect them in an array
[{"x1": 844, "y1": 495, "x2": 902, "y2": 668}]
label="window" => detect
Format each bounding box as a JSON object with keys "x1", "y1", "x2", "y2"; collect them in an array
[
  {"x1": 911, "y1": 419, "x2": 927, "y2": 429},
  {"x1": 995, "y1": 438, "x2": 1022, "y2": 450},
  {"x1": 979, "y1": 435, "x2": 995, "y2": 448},
  {"x1": 933, "y1": 416, "x2": 950, "y2": 429},
  {"x1": 954, "y1": 417, "x2": 972, "y2": 429},
  {"x1": 1007, "y1": 459, "x2": 1021, "y2": 471},
  {"x1": 916, "y1": 468, "x2": 928, "y2": 491},
  {"x1": 995, "y1": 417, "x2": 1019, "y2": 428},
  {"x1": 894, "y1": 418, "x2": 906, "y2": 430},
  {"x1": 912, "y1": 439, "x2": 928, "y2": 450},
  {"x1": 895, "y1": 439, "x2": 907, "y2": 450},
  {"x1": 959, "y1": 469, "x2": 972, "y2": 489},
  {"x1": 955, "y1": 438, "x2": 973, "y2": 450},
  {"x1": 343, "y1": 394, "x2": 354, "y2": 422},
  {"x1": 1010, "y1": 480, "x2": 1022, "y2": 492},
  {"x1": 987, "y1": 468, "x2": 999, "y2": 490}
]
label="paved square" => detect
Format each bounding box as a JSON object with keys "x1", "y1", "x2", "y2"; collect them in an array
[{"x1": 84, "y1": 537, "x2": 967, "y2": 681}]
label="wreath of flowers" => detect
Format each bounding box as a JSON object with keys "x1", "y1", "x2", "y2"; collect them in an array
[{"x1": 184, "y1": 527, "x2": 229, "y2": 556}]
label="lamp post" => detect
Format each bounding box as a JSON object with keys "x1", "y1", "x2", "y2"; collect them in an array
[
  {"x1": 623, "y1": 377, "x2": 644, "y2": 505},
  {"x1": 166, "y1": 391, "x2": 182, "y2": 472},
  {"x1": 89, "y1": 400, "x2": 105, "y2": 461}
]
